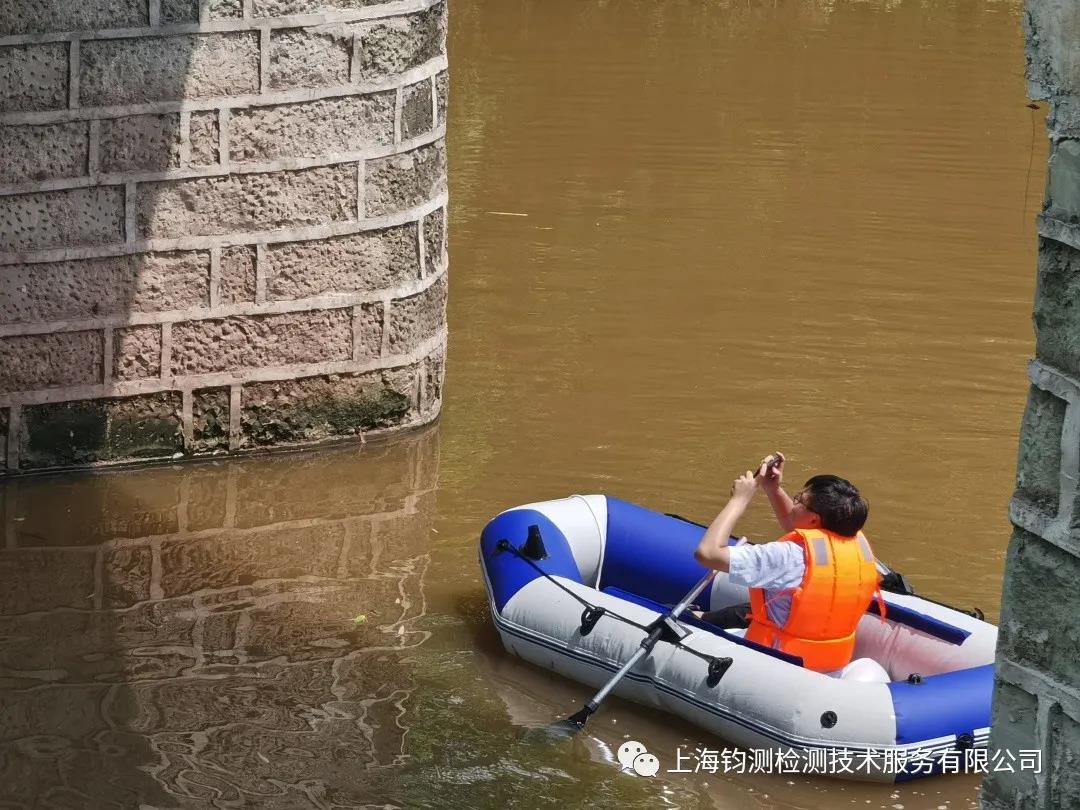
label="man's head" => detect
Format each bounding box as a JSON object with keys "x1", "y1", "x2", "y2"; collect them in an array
[{"x1": 790, "y1": 475, "x2": 868, "y2": 537}]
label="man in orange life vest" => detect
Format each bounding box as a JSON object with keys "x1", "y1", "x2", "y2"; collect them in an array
[{"x1": 693, "y1": 452, "x2": 880, "y2": 673}]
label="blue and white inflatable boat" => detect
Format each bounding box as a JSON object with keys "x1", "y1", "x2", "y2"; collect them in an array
[{"x1": 479, "y1": 495, "x2": 997, "y2": 782}]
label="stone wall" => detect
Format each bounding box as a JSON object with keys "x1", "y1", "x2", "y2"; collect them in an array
[
  {"x1": 0, "y1": 0, "x2": 448, "y2": 473},
  {"x1": 983, "y1": 1, "x2": 1080, "y2": 808}
]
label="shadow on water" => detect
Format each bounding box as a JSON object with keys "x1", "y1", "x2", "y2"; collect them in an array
[{"x1": 0, "y1": 427, "x2": 441, "y2": 808}]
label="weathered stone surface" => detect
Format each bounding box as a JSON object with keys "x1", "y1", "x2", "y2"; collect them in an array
[
  {"x1": 219, "y1": 245, "x2": 257, "y2": 304},
  {"x1": 423, "y1": 343, "x2": 443, "y2": 411},
  {"x1": 171, "y1": 308, "x2": 352, "y2": 375},
  {"x1": 0, "y1": 122, "x2": 88, "y2": 185},
  {"x1": 103, "y1": 545, "x2": 153, "y2": 608},
  {"x1": 0, "y1": 251, "x2": 210, "y2": 325},
  {"x1": 189, "y1": 110, "x2": 220, "y2": 167},
  {"x1": 193, "y1": 387, "x2": 230, "y2": 453},
  {"x1": 0, "y1": 0, "x2": 146, "y2": 35},
  {"x1": 423, "y1": 205, "x2": 444, "y2": 275},
  {"x1": 268, "y1": 27, "x2": 351, "y2": 91},
  {"x1": 99, "y1": 114, "x2": 182, "y2": 173},
  {"x1": 1014, "y1": 384, "x2": 1065, "y2": 514},
  {"x1": 1049, "y1": 706, "x2": 1080, "y2": 810},
  {"x1": 138, "y1": 164, "x2": 357, "y2": 239},
  {"x1": 113, "y1": 325, "x2": 162, "y2": 381},
  {"x1": 0, "y1": 548, "x2": 96, "y2": 612},
  {"x1": 435, "y1": 69, "x2": 448, "y2": 125},
  {"x1": 387, "y1": 275, "x2": 445, "y2": 354},
  {"x1": 401, "y1": 79, "x2": 433, "y2": 140},
  {"x1": 0, "y1": 331, "x2": 102, "y2": 394},
  {"x1": 240, "y1": 366, "x2": 417, "y2": 448},
  {"x1": 230, "y1": 93, "x2": 395, "y2": 163},
  {"x1": 0, "y1": 44, "x2": 68, "y2": 113},
  {"x1": 159, "y1": 523, "x2": 345, "y2": 597},
  {"x1": 265, "y1": 224, "x2": 418, "y2": 300},
  {"x1": 20, "y1": 392, "x2": 183, "y2": 469},
  {"x1": 982, "y1": 681, "x2": 1039, "y2": 809},
  {"x1": 998, "y1": 529, "x2": 1080, "y2": 686},
  {"x1": 356, "y1": 3, "x2": 446, "y2": 82},
  {"x1": 161, "y1": 0, "x2": 198, "y2": 23},
  {"x1": 364, "y1": 142, "x2": 445, "y2": 216},
  {"x1": 253, "y1": 0, "x2": 384, "y2": 16},
  {"x1": 81, "y1": 33, "x2": 260, "y2": 106},
  {"x1": 1047, "y1": 139, "x2": 1080, "y2": 220},
  {"x1": 0, "y1": 186, "x2": 124, "y2": 253},
  {"x1": 1034, "y1": 238, "x2": 1080, "y2": 378},
  {"x1": 210, "y1": 0, "x2": 244, "y2": 18},
  {"x1": 354, "y1": 301, "x2": 383, "y2": 360}
]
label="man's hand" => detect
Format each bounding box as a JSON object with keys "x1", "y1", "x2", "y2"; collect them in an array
[
  {"x1": 730, "y1": 470, "x2": 758, "y2": 505},
  {"x1": 757, "y1": 451, "x2": 785, "y2": 492}
]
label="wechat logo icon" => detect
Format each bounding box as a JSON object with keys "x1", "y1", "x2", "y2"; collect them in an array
[{"x1": 616, "y1": 740, "x2": 660, "y2": 777}]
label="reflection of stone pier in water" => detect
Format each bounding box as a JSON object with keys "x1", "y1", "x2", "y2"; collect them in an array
[{"x1": 0, "y1": 427, "x2": 438, "y2": 808}]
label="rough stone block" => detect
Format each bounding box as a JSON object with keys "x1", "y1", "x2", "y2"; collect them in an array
[
  {"x1": 210, "y1": 0, "x2": 244, "y2": 18},
  {"x1": 1014, "y1": 384, "x2": 1066, "y2": 514},
  {"x1": 81, "y1": 33, "x2": 259, "y2": 107},
  {"x1": 0, "y1": 186, "x2": 124, "y2": 253},
  {"x1": 253, "y1": 0, "x2": 384, "y2": 17},
  {"x1": 170, "y1": 308, "x2": 352, "y2": 375},
  {"x1": 353, "y1": 301, "x2": 383, "y2": 360},
  {"x1": 356, "y1": 3, "x2": 446, "y2": 82},
  {"x1": 401, "y1": 79, "x2": 433, "y2": 140},
  {"x1": 387, "y1": 275, "x2": 445, "y2": 354},
  {"x1": 0, "y1": 331, "x2": 102, "y2": 394},
  {"x1": 230, "y1": 93, "x2": 395, "y2": 163},
  {"x1": 219, "y1": 245, "x2": 257, "y2": 304},
  {"x1": 423, "y1": 343, "x2": 443, "y2": 412},
  {"x1": 103, "y1": 546, "x2": 153, "y2": 608},
  {"x1": 240, "y1": 365, "x2": 417, "y2": 447},
  {"x1": 161, "y1": 0, "x2": 198, "y2": 23},
  {"x1": 364, "y1": 142, "x2": 444, "y2": 217},
  {"x1": 1034, "y1": 238, "x2": 1080, "y2": 378},
  {"x1": 268, "y1": 27, "x2": 351, "y2": 91},
  {"x1": 1049, "y1": 705, "x2": 1080, "y2": 809},
  {"x1": 99, "y1": 114, "x2": 182, "y2": 174},
  {"x1": 1024, "y1": 0, "x2": 1080, "y2": 101},
  {"x1": 0, "y1": 251, "x2": 210, "y2": 325},
  {"x1": 189, "y1": 110, "x2": 220, "y2": 167},
  {"x1": 265, "y1": 223, "x2": 418, "y2": 300},
  {"x1": 192, "y1": 387, "x2": 230, "y2": 453},
  {"x1": 0, "y1": 44, "x2": 68, "y2": 113},
  {"x1": 982, "y1": 681, "x2": 1039, "y2": 809},
  {"x1": 1048, "y1": 139, "x2": 1080, "y2": 220},
  {"x1": 999, "y1": 528, "x2": 1080, "y2": 685},
  {"x1": 422, "y1": 205, "x2": 444, "y2": 275},
  {"x1": 435, "y1": 69, "x2": 448, "y2": 125},
  {"x1": 113, "y1": 325, "x2": 162, "y2": 381},
  {"x1": 138, "y1": 164, "x2": 357, "y2": 239},
  {"x1": 0, "y1": 122, "x2": 89, "y2": 185},
  {"x1": 20, "y1": 392, "x2": 183, "y2": 469},
  {"x1": 0, "y1": 0, "x2": 147, "y2": 35}
]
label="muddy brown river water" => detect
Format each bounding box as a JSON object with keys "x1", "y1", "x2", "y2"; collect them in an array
[{"x1": 0, "y1": 0, "x2": 1047, "y2": 807}]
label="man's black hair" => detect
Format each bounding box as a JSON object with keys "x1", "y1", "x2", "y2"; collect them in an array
[{"x1": 803, "y1": 475, "x2": 868, "y2": 537}]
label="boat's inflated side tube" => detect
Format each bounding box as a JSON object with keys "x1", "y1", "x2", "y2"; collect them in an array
[
  {"x1": 600, "y1": 497, "x2": 714, "y2": 607},
  {"x1": 479, "y1": 508, "x2": 583, "y2": 612}
]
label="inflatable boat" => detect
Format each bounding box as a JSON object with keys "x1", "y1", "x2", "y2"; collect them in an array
[{"x1": 478, "y1": 495, "x2": 997, "y2": 782}]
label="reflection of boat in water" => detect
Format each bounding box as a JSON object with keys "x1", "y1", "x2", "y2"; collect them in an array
[{"x1": 478, "y1": 495, "x2": 997, "y2": 782}]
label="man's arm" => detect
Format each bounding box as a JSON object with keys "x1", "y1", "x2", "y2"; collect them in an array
[
  {"x1": 694, "y1": 471, "x2": 757, "y2": 572},
  {"x1": 759, "y1": 452, "x2": 796, "y2": 532}
]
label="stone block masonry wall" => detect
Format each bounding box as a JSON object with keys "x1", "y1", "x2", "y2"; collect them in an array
[
  {"x1": 983, "y1": 1, "x2": 1080, "y2": 809},
  {"x1": 0, "y1": 0, "x2": 448, "y2": 473}
]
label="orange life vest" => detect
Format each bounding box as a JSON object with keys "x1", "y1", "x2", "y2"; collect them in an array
[{"x1": 744, "y1": 528, "x2": 883, "y2": 673}]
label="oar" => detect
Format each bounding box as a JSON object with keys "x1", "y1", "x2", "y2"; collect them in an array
[{"x1": 546, "y1": 568, "x2": 717, "y2": 737}]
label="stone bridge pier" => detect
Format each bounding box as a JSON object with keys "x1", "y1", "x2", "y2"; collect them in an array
[
  {"x1": 0, "y1": 0, "x2": 448, "y2": 473},
  {"x1": 983, "y1": 1, "x2": 1080, "y2": 808}
]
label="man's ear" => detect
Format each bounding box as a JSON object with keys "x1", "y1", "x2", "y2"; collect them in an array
[{"x1": 809, "y1": 513, "x2": 822, "y2": 528}]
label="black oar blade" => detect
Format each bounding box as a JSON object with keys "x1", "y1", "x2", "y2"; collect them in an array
[{"x1": 531, "y1": 704, "x2": 593, "y2": 742}]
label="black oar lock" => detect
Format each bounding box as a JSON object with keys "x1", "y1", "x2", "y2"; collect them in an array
[
  {"x1": 522, "y1": 524, "x2": 548, "y2": 560},
  {"x1": 707, "y1": 656, "x2": 733, "y2": 687},
  {"x1": 579, "y1": 605, "x2": 605, "y2": 636}
]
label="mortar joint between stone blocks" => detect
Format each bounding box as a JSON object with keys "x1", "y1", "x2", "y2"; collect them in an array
[
  {"x1": 350, "y1": 35, "x2": 363, "y2": 85},
  {"x1": 102, "y1": 327, "x2": 115, "y2": 386},
  {"x1": 68, "y1": 40, "x2": 80, "y2": 109},
  {"x1": 209, "y1": 247, "x2": 222, "y2": 308},
  {"x1": 87, "y1": 119, "x2": 101, "y2": 179},
  {"x1": 379, "y1": 297, "x2": 392, "y2": 358},
  {"x1": 181, "y1": 389, "x2": 194, "y2": 452},
  {"x1": 254, "y1": 244, "x2": 267, "y2": 304},
  {"x1": 228, "y1": 385, "x2": 242, "y2": 451},
  {"x1": 242, "y1": 0, "x2": 254, "y2": 21},
  {"x1": 357, "y1": 160, "x2": 366, "y2": 220},
  {"x1": 150, "y1": 0, "x2": 162, "y2": 27},
  {"x1": 199, "y1": 0, "x2": 211, "y2": 24},
  {"x1": 5, "y1": 405, "x2": 21, "y2": 472},
  {"x1": 416, "y1": 216, "x2": 427, "y2": 280},
  {"x1": 179, "y1": 111, "x2": 193, "y2": 167},
  {"x1": 160, "y1": 323, "x2": 173, "y2": 383},
  {"x1": 218, "y1": 108, "x2": 231, "y2": 169},
  {"x1": 430, "y1": 73, "x2": 438, "y2": 127},
  {"x1": 258, "y1": 27, "x2": 271, "y2": 94},
  {"x1": 394, "y1": 87, "x2": 404, "y2": 145},
  {"x1": 124, "y1": 182, "x2": 137, "y2": 245}
]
